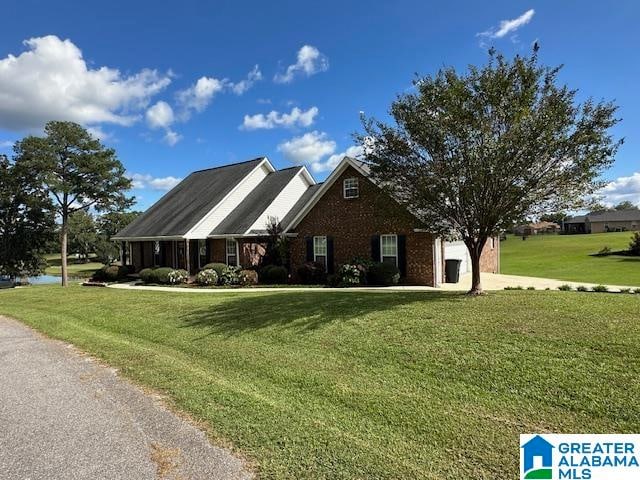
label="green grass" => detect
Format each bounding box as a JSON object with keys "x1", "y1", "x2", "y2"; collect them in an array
[
  {"x1": 1, "y1": 286, "x2": 639, "y2": 478},
  {"x1": 501, "y1": 232, "x2": 640, "y2": 286},
  {"x1": 43, "y1": 253, "x2": 104, "y2": 278}
]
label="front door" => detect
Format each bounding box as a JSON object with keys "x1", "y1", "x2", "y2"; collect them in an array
[{"x1": 176, "y1": 242, "x2": 186, "y2": 270}]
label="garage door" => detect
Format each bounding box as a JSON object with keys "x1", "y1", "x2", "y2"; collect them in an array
[{"x1": 443, "y1": 241, "x2": 471, "y2": 274}]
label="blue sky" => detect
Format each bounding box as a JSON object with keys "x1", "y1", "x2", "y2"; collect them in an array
[{"x1": 1, "y1": 0, "x2": 639, "y2": 210}]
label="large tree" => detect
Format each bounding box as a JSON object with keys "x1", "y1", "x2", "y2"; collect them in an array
[
  {"x1": 0, "y1": 154, "x2": 54, "y2": 281},
  {"x1": 359, "y1": 49, "x2": 621, "y2": 294},
  {"x1": 14, "y1": 121, "x2": 133, "y2": 286}
]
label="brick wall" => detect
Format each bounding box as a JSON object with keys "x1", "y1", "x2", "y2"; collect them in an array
[
  {"x1": 290, "y1": 166, "x2": 436, "y2": 285},
  {"x1": 479, "y1": 237, "x2": 500, "y2": 274}
]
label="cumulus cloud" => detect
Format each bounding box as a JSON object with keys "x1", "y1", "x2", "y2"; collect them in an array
[
  {"x1": 230, "y1": 65, "x2": 262, "y2": 95},
  {"x1": 599, "y1": 172, "x2": 640, "y2": 207},
  {"x1": 176, "y1": 76, "x2": 226, "y2": 118},
  {"x1": 478, "y1": 9, "x2": 535, "y2": 40},
  {"x1": 0, "y1": 140, "x2": 14, "y2": 149},
  {"x1": 241, "y1": 106, "x2": 318, "y2": 130},
  {"x1": 274, "y1": 45, "x2": 329, "y2": 84},
  {"x1": 313, "y1": 145, "x2": 364, "y2": 173},
  {"x1": 277, "y1": 131, "x2": 336, "y2": 166},
  {"x1": 0, "y1": 35, "x2": 171, "y2": 131},
  {"x1": 129, "y1": 173, "x2": 182, "y2": 191},
  {"x1": 146, "y1": 101, "x2": 174, "y2": 129}
]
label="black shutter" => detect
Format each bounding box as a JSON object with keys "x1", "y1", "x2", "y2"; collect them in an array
[
  {"x1": 305, "y1": 236, "x2": 314, "y2": 262},
  {"x1": 371, "y1": 235, "x2": 380, "y2": 262},
  {"x1": 205, "y1": 240, "x2": 211, "y2": 263},
  {"x1": 397, "y1": 235, "x2": 407, "y2": 277},
  {"x1": 327, "y1": 237, "x2": 335, "y2": 274}
]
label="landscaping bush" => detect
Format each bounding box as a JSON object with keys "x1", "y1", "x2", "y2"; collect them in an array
[
  {"x1": 195, "y1": 268, "x2": 218, "y2": 286},
  {"x1": 527, "y1": 286, "x2": 536, "y2": 290},
  {"x1": 296, "y1": 261, "x2": 326, "y2": 285},
  {"x1": 219, "y1": 265, "x2": 243, "y2": 285},
  {"x1": 260, "y1": 265, "x2": 288, "y2": 284},
  {"x1": 153, "y1": 267, "x2": 175, "y2": 284},
  {"x1": 240, "y1": 269, "x2": 258, "y2": 286},
  {"x1": 504, "y1": 286, "x2": 523, "y2": 290},
  {"x1": 592, "y1": 285, "x2": 609, "y2": 292},
  {"x1": 634, "y1": 288, "x2": 640, "y2": 294},
  {"x1": 92, "y1": 265, "x2": 128, "y2": 282},
  {"x1": 367, "y1": 262, "x2": 400, "y2": 286},
  {"x1": 337, "y1": 263, "x2": 362, "y2": 287},
  {"x1": 620, "y1": 288, "x2": 631, "y2": 294},
  {"x1": 201, "y1": 262, "x2": 228, "y2": 277},
  {"x1": 326, "y1": 273, "x2": 340, "y2": 287},
  {"x1": 558, "y1": 284, "x2": 573, "y2": 291},
  {"x1": 167, "y1": 269, "x2": 189, "y2": 285},
  {"x1": 139, "y1": 268, "x2": 155, "y2": 283},
  {"x1": 629, "y1": 232, "x2": 640, "y2": 256},
  {"x1": 576, "y1": 285, "x2": 589, "y2": 292}
]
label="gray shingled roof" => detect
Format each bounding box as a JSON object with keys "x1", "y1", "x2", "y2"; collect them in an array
[
  {"x1": 588, "y1": 209, "x2": 640, "y2": 222},
  {"x1": 280, "y1": 183, "x2": 322, "y2": 230},
  {"x1": 115, "y1": 158, "x2": 264, "y2": 238},
  {"x1": 564, "y1": 215, "x2": 587, "y2": 224},
  {"x1": 210, "y1": 167, "x2": 302, "y2": 235}
]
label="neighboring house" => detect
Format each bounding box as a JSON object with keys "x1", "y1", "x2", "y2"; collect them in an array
[
  {"x1": 563, "y1": 210, "x2": 640, "y2": 234},
  {"x1": 113, "y1": 156, "x2": 499, "y2": 286},
  {"x1": 514, "y1": 221, "x2": 560, "y2": 236}
]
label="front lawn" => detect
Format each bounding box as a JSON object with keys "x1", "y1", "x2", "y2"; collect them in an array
[
  {"x1": 501, "y1": 232, "x2": 640, "y2": 286},
  {"x1": 1, "y1": 286, "x2": 638, "y2": 478}
]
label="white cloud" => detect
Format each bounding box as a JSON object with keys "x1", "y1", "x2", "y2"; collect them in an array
[
  {"x1": 277, "y1": 131, "x2": 336, "y2": 166},
  {"x1": 0, "y1": 140, "x2": 14, "y2": 149},
  {"x1": 312, "y1": 145, "x2": 364, "y2": 173},
  {"x1": 241, "y1": 106, "x2": 318, "y2": 130},
  {"x1": 176, "y1": 76, "x2": 225, "y2": 117},
  {"x1": 478, "y1": 9, "x2": 535, "y2": 40},
  {"x1": 599, "y1": 172, "x2": 640, "y2": 207},
  {"x1": 0, "y1": 35, "x2": 171, "y2": 131},
  {"x1": 85, "y1": 126, "x2": 111, "y2": 141},
  {"x1": 163, "y1": 129, "x2": 182, "y2": 146},
  {"x1": 274, "y1": 45, "x2": 329, "y2": 84},
  {"x1": 146, "y1": 101, "x2": 174, "y2": 129},
  {"x1": 230, "y1": 65, "x2": 262, "y2": 95},
  {"x1": 130, "y1": 173, "x2": 182, "y2": 191}
]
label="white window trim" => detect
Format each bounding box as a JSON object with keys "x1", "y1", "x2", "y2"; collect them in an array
[
  {"x1": 313, "y1": 235, "x2": 327, "y2": 265},
  {"x1": 226, "y1": 239, "x2": 239, "y2": 266},
  {"x1": 343, "y1": 178, "x2": 359, "y2": 199},
  {"x1": 380, "y1": 234, "x2": 398, "y2": 266}
]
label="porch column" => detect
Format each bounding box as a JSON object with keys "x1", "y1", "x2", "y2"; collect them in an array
[
  {"x1": 121, "y1": 241, "x2": 127, "y2": 265},
  {"x1": 185, "y1": 239, "x2": 190, "y2": 273}
]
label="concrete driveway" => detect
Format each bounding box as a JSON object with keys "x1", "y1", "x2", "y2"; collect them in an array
[{"x1": 0, "y1": 316, "x2": 252, "y2": 480}]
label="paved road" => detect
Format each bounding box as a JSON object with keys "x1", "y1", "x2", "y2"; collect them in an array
[{"x1": 0, "y1": 316, "x2": 252, "y2": 480}]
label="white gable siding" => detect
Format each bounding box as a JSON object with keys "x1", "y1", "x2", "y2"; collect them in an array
[
  {"x1": 444, "y1": 241, "x2": 471, "y2": 274},
  {"x1": 185, "y1": 163, "x2": 271, "y2": 239},
  {"x1": 246, "y1": 171, "x2": 311, "y2": 233}
]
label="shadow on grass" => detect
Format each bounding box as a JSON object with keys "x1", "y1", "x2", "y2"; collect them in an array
[{"x1": 179, "y1": 290, "x2": 464, "y2": 337}]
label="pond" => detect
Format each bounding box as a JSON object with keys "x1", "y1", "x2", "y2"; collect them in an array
[{"x1": 27, "y1": 275, "x2": 64, "y2": 285}]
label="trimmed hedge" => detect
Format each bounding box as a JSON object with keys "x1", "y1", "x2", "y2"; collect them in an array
[
  {"x1": 201, "y1": 263, "x2": 228, "y2": 277},
  {"x1": 260, "y1": 265, "x2": 288, "y2": 284},
  {"x1": 297, "y1": 261, "x2": 326, "y2": 285},
  {"x1": 138, "y1": 267, "x2": 189, "y2": 285},
  {"x1": 367, "y1": 262, "x2": 400, "y2": 286},
  {"x1": 92, "y1": 265, "x2": 130, "y2": 282},
  {"x1": 195, "y1": 269, "x2": 218, "y2": 286}
]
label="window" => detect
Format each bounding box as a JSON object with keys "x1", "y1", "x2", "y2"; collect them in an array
[
  {"x1": 490, "y1": 237, "x2": 495, "y2": 249},
  {"x1": 313, "y1": 236, "x2": 327, "y2": 267},
  {"x1": 380, "y1": 234, "x2": 398, "y2": 266},
  {"x1": 343, "y1": 178, "x2": 359, "y2": 199},
  {"x1": 153, "y1": 240, "x2": 161, "y2": 266},
  {"x1": 198, "y1": 239, "x2": 207, "y2": 268},
  {"x1": 226, "y1": 239, "x2": 238, "y2": 266}
]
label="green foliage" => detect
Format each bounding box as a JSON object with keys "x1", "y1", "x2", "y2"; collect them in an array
[
  {"x1": 240, "y1": 269, "x2": 258, "y2": 286},
  {"x1": 367, "y1": 262, "x2": 400, "y2": 286},
  {"x1": 576, "y1": 285, "x2": 589, "y2": 292},
  {"x1": 139, "y1": 268, "x2": 155, "y2": 283},
  {"x1": 13, "y1": 121, "x2": 133, "y2": 286},
  {"x1": 614, "y1": 201, "x2": 638, "y2": 210},
  {"x1": 260, "y1": 265, "x2": 288, "y2": 284},
  {"x1": 219, "y1": 266, "x2": 243, "y2": 285},
  {"x1": 337, "y1": 263, "x2": 362, "y2": 287},
  {"x1": 67, "y1": 210, "x2": 98, "y2": 262},
  {"x1": 139, "y1": 267, "x2": 187, "y2": 285},
  {"x1": 195, "y1": 269, "x2": 219, "y2": 286},
  {"x1": 596, "y1": 245, "x2": 612, "y2": 256},
  {"x1": 201, "y1": 262, "x2": 228, "y2": 277},
  {"x1": 629, "y1": 232, "x2": 640, "y2": 256},
  {"x1": 93, "y1": 265, "x2": 130, "y2": 282},
  {"x1": 296, "y1": 262, "x2": 326, "y2": 285},
  {"x1": 167, "y1": 269, "x2": 189, "y2": 285},
  {"x1": 359, "y1": 49, "x2": 620, "y2": 293},
  {"x1": 152, "y1": 267, "x2": 174, "y2": 284},
  {"x1": 261, "y1": 217, "x2": 289, "y2": 267},
  {"x1": 558, "y1": 284, "x2": 573, "y2": 291},
  {"x1": 620, "y1": 288, "x2": 632, "y2": 294},
  {"x1": 592, "y1": 285, "x2": 609, "y2": 292},
  {"x1": 634, "y1": 288, "x2": 640, "y2": 294},
  {"x1": 504, "y1": 286, "x2": 524, "y2": 290},
  {"x1": 0, "y1": 155, "x2": 54, "y2": 279},
  {"x1": 527, "y1": 286, "x2": 536, "y2": 290}
]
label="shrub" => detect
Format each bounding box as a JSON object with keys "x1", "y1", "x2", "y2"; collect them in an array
[
  {"x1": 260, "y1": 265, "x2": 288, "y2": 284},
  {"x1": 620, "y1": 288, "x2": 631, "y2": 294},
  {"x1": 367, "y1": 262, "x2": 400, "y2": 286},
  {"x1": 527, "y1": 286, "x2": 536, "y2": 290},
  {"x1": 629, "y1": 232, "x2": 640, "y2": 256},
  {"x1": 576, "y1": 285, "x2": 589, "y2": 292},
  {"x1": 592, "y1": 284, "x2": 609, "y2": 292},
  {"x1": 167, "y1": 269, "x2": 189, "y2": 285},
  {"x1": 219, "y1": 265, "x2": 243, "y2": 285},
  {"x1": 240, "y1": 269, "x2": 258, "y2": 286},
  {"x1": 195, "y1": 269, "x2": 218, "y2": 286},
  {"x1": 201, "y1": 262, "x2": 228, "y2": 277},
  {"x1": 504, "y1": 286, "x2": 523, "y2": 290},
  {"x1": 297, "y1": 261, "x2": 326, "y2": 285},
  {"x1": 633, "y1": 288, "x2": 640, "y2": 294},
  {"x1": 153, "y1": 267, "x2": 175, "y2": 284},
  {"x1": 326, "y1": 274, "x2": 340, "y2": 287},
  {"x1": 337, "y1": 263, "x2": 362, "y2": 287},
  {"x1": 558, "y1": 284, "x2": 573, "y2": 291},
  {"x1": 92, "y1": 265, "x2": 128, "y2": 282},
  {"x1": 596, "y1": 245, "x2": 612, "y2": 256},
  {"x1": 139, "y1": 268, "x2": 155, "y2": 283}
]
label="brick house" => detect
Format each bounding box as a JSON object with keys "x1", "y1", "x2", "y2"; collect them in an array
[{"x1": 113, "y1": 156, "x2": 499, "y2": 286}]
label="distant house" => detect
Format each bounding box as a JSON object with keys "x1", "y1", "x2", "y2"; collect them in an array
[
  {"x1": 514, "y1": 221, "x2": 560, "y2": 236},
  {"x1": 563, "y1": 209, "x2": 640, "y2": 234},
  {"x1": 113, "y1": 156, "x2": 500, "y2": 286}
]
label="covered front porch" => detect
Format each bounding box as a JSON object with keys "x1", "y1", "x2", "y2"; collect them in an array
[{"x1": 120, "y1": 237, "x2": 267, "y2": 274}]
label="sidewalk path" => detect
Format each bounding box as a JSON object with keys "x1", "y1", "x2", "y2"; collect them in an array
[{"x1": 0, "y1": 316, "x2": 252, "y2": 480}]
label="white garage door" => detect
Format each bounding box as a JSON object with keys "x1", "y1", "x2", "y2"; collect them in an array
[{"x1": 443, "y1": 241, "x2": 471, "y2": 274}]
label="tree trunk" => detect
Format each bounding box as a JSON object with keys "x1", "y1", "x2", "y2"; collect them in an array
[
  {"x1": 469, "y1": 250, "x2": 482, "y2": 295},
  {"x1": 60, "y1": 218, "x2": 68, "y2": 287}
]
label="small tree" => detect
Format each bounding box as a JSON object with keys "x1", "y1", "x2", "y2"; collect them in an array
[
  {"x1": 0, "y1": 155, "x2": 54, "y2": 280},
  {"x1": 15, "y1": 121, "x2": 133, "y2": 286},
  {"x1": 359, "y1": 49, "x2": 621, "y2": 294},
  {"x1": 614, "y1": 201, "x2": 638, "y2": 211},
  {"x1": 261, "y1": 216, "x2": 289, "y2": 267},
  {"x1": 629, "y1": 232, "x2": 640, "y2": 256},
  {"x1": 67, "y1": 210, "x2": 98, "y2": 262},
  {"x1": 95, "y1": 211, "x2": 141, "y2": 264}
]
